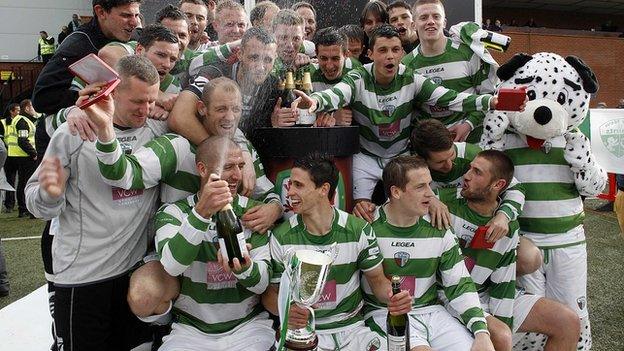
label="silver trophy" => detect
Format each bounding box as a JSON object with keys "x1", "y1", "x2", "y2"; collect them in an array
[{"x1": 283, "y1": 249, "x2": 334, "y2": 351}]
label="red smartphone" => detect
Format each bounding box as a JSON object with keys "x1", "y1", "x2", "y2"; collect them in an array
[
  {"x1": 496, "y1": 86, "x2": 526, "y2": 111},
  {"x1": 69, "y1": 53, "x2": 121, "y2": 109},
  {"x1": 470, "y1": 226, "x2": 495, "y2": 249}
]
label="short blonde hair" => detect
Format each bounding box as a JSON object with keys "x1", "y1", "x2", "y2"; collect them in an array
[{"x1": 200, "y1": 76, "x2": 241, "y2": 108}]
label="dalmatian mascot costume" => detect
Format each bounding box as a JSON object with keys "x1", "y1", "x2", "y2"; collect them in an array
[{"x1": 480, "y1": 52, "x2": 606, "y2": 350}]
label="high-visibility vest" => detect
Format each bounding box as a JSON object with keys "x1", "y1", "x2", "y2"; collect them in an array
[
  {"x1": 7, "y1": 115, "x2": 35, "y2": 157},
  {"x1": 0, "y1": 118, "x2": 10, "y2": 139},
  {"x1": 39, "y1": 37, "x2": 55, "y2": 55}
]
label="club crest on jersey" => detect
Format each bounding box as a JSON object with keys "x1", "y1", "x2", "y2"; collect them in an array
[
  {"x1": 119, "y1": 141, "x2": 133, "y2": 155},
  {"x1": 431, "y1": 76, "x2": 443, "y2": 85},
  {"x1": 394, "y1": 251, "x2": 410, "y2": 267},
  {"x1": 381, "y1": 104, "x2": 396, "y2": 117},
  {"x1": 366, "y1": 337, "x2": 381, "y2": 351},
  {"x1": 577, "y1": 296, "x2": 587, "y2": 310}
]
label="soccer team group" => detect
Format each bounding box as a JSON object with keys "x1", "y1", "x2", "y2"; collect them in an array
[{"x1": 23, "y1": 0, "x2": 599, "y2": 350}]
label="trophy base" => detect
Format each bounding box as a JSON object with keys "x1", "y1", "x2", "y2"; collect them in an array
[{"x1": 284, "y1": 335, "x2": 319, "y2": 351}]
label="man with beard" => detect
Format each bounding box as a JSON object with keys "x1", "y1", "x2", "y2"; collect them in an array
[
  {"x1": 293, "y1": 25, "x2": 499, "y2": 224},
  {"x1": 410, "y1": 119, "x2": 542, "y2": 277},
  {"x1": 439, "y1": 150, "x2": 582, "y2": 351},
  {"x1": 364, "y1": 155, "x2": 495, "y2": 351}
]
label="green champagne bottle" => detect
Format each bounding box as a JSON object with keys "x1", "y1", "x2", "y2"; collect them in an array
[
  {"x1": 387, "y1": 276, "x2": 410, "y2": 351},
  {"x1": 216, "y1": 203, "x2": 248, "y2": 266},
  {"x1": 281, "y1": 71, "x2": 297, "y2": 108}
]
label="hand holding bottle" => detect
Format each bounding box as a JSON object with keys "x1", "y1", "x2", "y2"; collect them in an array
[
  {"x1": 217, "y1": 242, "x2": 252, "y2": 274},
  {"x1": 387, "y1": 287, "x2": 412, "y2": 316},
  {"x1": 195, "y1": 174, "x2": 232, "y2": 219}
]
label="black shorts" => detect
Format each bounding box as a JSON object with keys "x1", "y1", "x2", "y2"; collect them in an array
[{"x1": 54, "y1": 273, "x2": 152, "y2": 351}]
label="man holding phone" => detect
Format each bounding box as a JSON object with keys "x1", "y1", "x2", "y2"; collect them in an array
[
  {"x1": 26, "y1": 55, "x2": 165, "y2": 350},
  {"x1": 32, "y1": 0, "x2": 142, "y2": 114},
  {"x1": 438, "y1": 150, "x2": 582, "y2": 351}
]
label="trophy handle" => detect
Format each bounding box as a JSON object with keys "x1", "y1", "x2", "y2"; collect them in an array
[{"x1": 305, "y1": 304, "x2": 315, "y2": 331}]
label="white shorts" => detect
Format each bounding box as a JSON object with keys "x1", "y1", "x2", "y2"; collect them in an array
[
  {"x1": 477, "y1": 290, "x2": 541, "y2": 333},
  {"x1": 315, "y1": 321, "x2": 385, "y2": 351},
  {"x1": 352, "y1": 152, "x2": 392, "y2": 200},
  {"x1": 365, "y1": 305, "x2": 474, "y2": 351},
  {"x1": 517, "y1": 243, "x2": 588, "y2": 318},
  {"x1": 159, "y1": 312, "x2": 275, "y2": 351}
]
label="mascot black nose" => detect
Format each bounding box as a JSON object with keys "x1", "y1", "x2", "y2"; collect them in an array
[{"x1": 534, "y1": 106, "x2": 552, "y2": 125}]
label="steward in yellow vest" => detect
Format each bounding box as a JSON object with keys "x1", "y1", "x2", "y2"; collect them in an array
[
  {"x1": 8, "y1": 114, "x2": 36, "y2": 158},
  {"x1": 38, "y1": 31, "x2": 56, "y2": 64},
  {"x1": 7, "y1": 100, "x2": 38, "y2": 217}
]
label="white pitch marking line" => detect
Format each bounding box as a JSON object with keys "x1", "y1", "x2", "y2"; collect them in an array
[{"x1": 2, "y1": 236, "x2": 41, "y2": 241}]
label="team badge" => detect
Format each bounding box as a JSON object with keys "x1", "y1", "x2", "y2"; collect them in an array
[
  {"x1": 394, "y1": 251, "x2": 410, "y2": 267},
  {"x1": 577, "y1": 296, "x2": 587, "y2": 311},
  {"x1": 119, "y1": 141, "x2": 133, "y2": 155},
  {"x1": 366, "y1": 337, "x2": 381, "y2": 351}
]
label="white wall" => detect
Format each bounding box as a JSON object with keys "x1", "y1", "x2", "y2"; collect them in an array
[{"x1": 0, "y1": 0, "x2": 92, "y2": 61}]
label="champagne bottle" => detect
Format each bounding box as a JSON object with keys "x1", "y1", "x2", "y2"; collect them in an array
[
  {"x1": 277, "y1": 78, "x2": 285, "y2": 98},
  {"x1": 216, "y1": 203, "x2": 248, "y2": 266},
  {"x1": 387, "y1": 276, "x2": 410, "y2": 351},
  {"x1": 297, "y1": 71, "x2": 315, "y2": 126},
  {"x1": 281, "y1": 71, "x2": 297, "y2": 108},
  {"x1": 481, "y1": 31, "x2": 511, "y2": 52}
]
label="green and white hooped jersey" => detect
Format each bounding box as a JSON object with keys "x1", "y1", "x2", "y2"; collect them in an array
[
  {"x1": 187, "y1": 43, "x2": 236, "y2": 77},
  {"x1": 310, "y1": 63, "x2": 492, "y2": 159},
  {"x1": 438, "y1": 188, "x2": 518, "y2": 329},
  {"x1": 502, "y1": 133, "x2": 584, "y2": 247},
  {"x1": 159, "y1": 73, "x2": 181, "y2": 94},
  {"x1": 309, "y1": 57, "x2": 362, "y2": 92},
  {"x1": 94, "y1": 133, "x2": 279, "y2": 204},
  {"x1": 269, "y1": 208, "x2": 383, "y2": 332},
  {"x1": 402, "y1": 37, "x2": 498, "y2": 130},
  {"x1": 155, "y1": 194, "x2": 270, "y2": 334},
  {"x1": 362, "y1": 205, "x2": 488, "y2": 335}
]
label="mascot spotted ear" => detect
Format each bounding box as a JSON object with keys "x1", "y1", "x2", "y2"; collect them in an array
[{"x1": 480, "y1": 52, "x2": 607, "y2": 196}]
